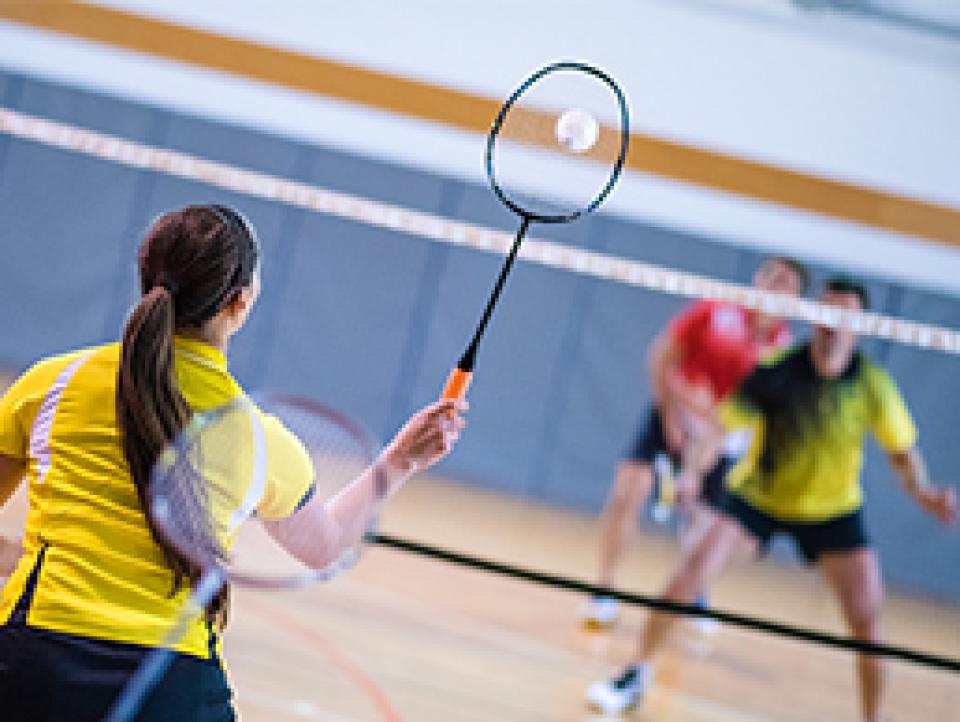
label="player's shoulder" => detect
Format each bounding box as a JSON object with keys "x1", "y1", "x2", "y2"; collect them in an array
[
  {"x1": 253, "y1": 406, "x2": 314, "y2": 481},
  {"x1": 735, "y1": 345, "x2": 806, "y2": 406},
  {"x1": 29, "y1": 344, "x2": 99, "y2": 370},
  {"x1": 257, "y1": 408, "x2": 291, "y2": 440},
  {"x1": 691, "y1": 298, "x2": 721, "y2": 311},
  {"x1": 10, "y1": 343, "x2": 111, "y2": 391},
  {"x1": 857, "y1": 354, "x2": 898, "y2": 391},
  {"x1": 693, "y1": 298, "x2": 736, "y2": 317},
  {"x1": 675, "y1": 298, "x2": 720, "y2": 320},
  {"x1": 755, "y1": 342, "x2": 803, "y2": 370},
  {"x1": 737, "y1": 345, "x2": 807, "y2": 401},
  {"x1": 253, "y1": 404, "x2": 309, "y2": 453},
  {"x1": 672, "y1": 299, "x2": 740, "y2": 336}
]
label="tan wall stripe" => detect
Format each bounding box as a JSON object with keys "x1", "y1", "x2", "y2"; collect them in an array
[{"x1": 1, "y1": 0, "x2": 958, "y2": 246}]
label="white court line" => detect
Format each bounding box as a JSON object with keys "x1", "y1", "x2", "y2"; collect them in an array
[{"x1": 238, "y1": 688, "x2": 356, "y2": 721}]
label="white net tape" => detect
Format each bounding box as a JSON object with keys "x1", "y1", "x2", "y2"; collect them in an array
[{"x1": 2, "y1": 106, "x2": 957, "y2": 355}]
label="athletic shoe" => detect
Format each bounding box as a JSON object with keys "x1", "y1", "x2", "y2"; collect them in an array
[
  {"x1": 690, "y1": 593, "x2": 719, "y2": 635},
  {"x1": 693, "y1": 615, "x2": 719, "y2": 635},
  {"x1": 581, "y1": 595, "x2": 619, "y2": 630},
  {"x1": 586, "y1": 663, "x2": 651, "y2": 714}
]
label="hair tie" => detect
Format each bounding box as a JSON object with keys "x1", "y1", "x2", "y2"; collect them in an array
[{"x1": 157, "y1": 279, "x2": 179, "y2": 296}]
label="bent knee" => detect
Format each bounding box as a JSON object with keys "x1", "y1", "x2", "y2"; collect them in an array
[
  {"x1": 663, "y1": 569, "x2": 703, "y2": 603},
  {"x1": 847, "y1": 606, "x2": 883, "y2": 641},
  {"x1": 610, "y1": 463, "x2": 651, "y2": 501}
]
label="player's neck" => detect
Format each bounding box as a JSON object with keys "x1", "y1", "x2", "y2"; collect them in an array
[
  {"x1": 747, "y1": 312, "x2": 776, "y2": 341},
  {"x1": 176, "y1": 325, "x2": 229, "y2": 354}
]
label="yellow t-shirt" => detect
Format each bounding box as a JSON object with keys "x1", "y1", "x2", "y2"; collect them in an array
[
  {"x1": 0, "y1": 337, "x2": 314, "y2": 657},
  {"x1": 719, "y1": 346, "x2": 916, "y2": 521}
]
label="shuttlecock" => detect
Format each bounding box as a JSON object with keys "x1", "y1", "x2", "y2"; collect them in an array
[{"x1": 555, "y1": 108, "x2": 599, "y2": 153}]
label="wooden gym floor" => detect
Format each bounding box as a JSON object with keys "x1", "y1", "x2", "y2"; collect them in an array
[{"x1": 1, "y1": 466, "x2": 958, "y2": 721}]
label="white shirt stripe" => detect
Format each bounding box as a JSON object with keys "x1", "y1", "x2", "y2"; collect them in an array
[{"x1": 29, "y1": 353, "x2": 93, "y2": 485}]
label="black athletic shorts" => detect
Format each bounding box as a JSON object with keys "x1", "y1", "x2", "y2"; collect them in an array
[
  {"x1": 625, "y1": 406, "x2": 732, "y2": 509},
  {"x1": 721, "y1": 494, "x2": 871, "y2": 564},
  {"x1": 0, "y1": 622, "x2": 235, "y2": 722}
]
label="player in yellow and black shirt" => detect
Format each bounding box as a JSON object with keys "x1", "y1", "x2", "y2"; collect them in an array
[
  {"x1": 0, "y1": 205, "x2": 466, "y2": 722},
  {"x1": 588, "y1": 278, "x2": 956, "y2": 722}
]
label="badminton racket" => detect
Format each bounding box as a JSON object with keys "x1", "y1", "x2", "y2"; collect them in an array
[
  {"x1": 441, "y1": 60, "x2": 630, "y2": 401},
  {"x1": 104, "y1": 394, "x2": 384, "y2": 722}
]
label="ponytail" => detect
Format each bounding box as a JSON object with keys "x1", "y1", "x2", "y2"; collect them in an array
[
  {"x1": 116, "y1": 285, "x2": 195, "y2": 592},
  {"x1": 116, "y1": 204, "x2": 258, "y2": 628}
]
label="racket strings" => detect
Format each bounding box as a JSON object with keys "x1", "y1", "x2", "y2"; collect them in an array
[
  {"x1": 151, "y1": 439, "x2": 236, "y2": 627},
  {"x1": 272, "y1": 406, "x2": 382, "y2": 564},
  {"x1": 497, "y1": 106, "x2": 612, "y2": 163},
  {"x1": 489, "y1": 66, "x2": 628, "y2": 220},
  {"x1": 158, "y1": 446, "x2": 230, "y2": 567},
  {"x1": 150, "y1": 397, "x2": 382, "y2": 590}
]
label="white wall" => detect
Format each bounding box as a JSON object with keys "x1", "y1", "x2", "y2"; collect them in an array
[
  {"x1": 1, "y1": 0, "x2": 958, "y2": 292},
  {"x1": 87, "y1": 0, "x2": 960, "y2": 205}
]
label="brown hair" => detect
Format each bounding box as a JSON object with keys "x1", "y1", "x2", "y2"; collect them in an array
[
  {"x1": 764, "y1": 255, "x2": 810, "y2": 293},
  {"x1": 824, "y1": 275, "x2": 869, "y2": 310},
  {"x1": 116, "y1": 205, "x2": 259, "y2": 623}
]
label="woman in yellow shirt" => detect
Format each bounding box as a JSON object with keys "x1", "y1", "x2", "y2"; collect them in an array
[{"x1": 0, "y1": 205, "x2": 466, "y2": 722}]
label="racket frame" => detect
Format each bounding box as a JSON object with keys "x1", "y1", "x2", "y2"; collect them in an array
[
  {"x1": 152, "y1": 395, "x2": 383, "y2": 589},
  {"x1": 106, "y1": 395, "x2": 384, "y2": 721},
  {"x1": 443, "y1": 61, "x2": 630, "y2": 398},
  {"x1": 485, "y1": 60, "x2": 630, "y2": 224}
]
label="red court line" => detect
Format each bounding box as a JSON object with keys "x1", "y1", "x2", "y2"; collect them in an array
[{"x1": 243, "y1": 594, "x2": 406, "y2": 722}]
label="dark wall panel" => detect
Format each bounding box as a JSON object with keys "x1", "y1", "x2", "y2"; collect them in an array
[{"x1": 0, "y1": 70, "x2": 957, "y2": 602}]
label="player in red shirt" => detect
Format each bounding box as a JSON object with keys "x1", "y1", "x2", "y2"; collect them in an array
[{"x1": 583, "y1": 256, "x2": 808, "y2": 629}]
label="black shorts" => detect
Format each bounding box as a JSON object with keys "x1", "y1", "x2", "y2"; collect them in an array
[
  {"x1": 625, "y1": 407, "x2": 731, "y2": 509},
  {"x1": 721, "y1": 494, "x2": 871, "y2": 564},
  {"x1": 0, "y1": 623, "x2": 235, "y2": 722}
]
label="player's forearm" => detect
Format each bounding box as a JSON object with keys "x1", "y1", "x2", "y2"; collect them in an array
[
  {"x1": 682, "y1": 426, "x2": 724, "y2": 478},
  {"x1": 310, "y1": 399, "x2": 461, "y2": 558},
  {"x1": 0, "y1": 534, "x2": 22, "y2": 578},
  {"x1": 647, "y1": 334, "x2": 675, "y2": 406},
  {"x1": 889, "y1": 447, "x2": 958, "y2": 525},
  {"x1": 264, "y1": 464, "x2": 388, "y2": 571},
  {"x1": 649, "y1": 337, "x2": 716, "y2": 421},
  {"x1": 325, "y1": 463, "x2": 391, "y2": 548},
  {"x1": 888, "y1": 447, "x2": 931, "y2": 500},
  {"x1": 0, "y1": 453, "x2": 25, "y2": 507}
]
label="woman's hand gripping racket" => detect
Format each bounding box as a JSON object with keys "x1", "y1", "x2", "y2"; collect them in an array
[
  {"x1": 441, "y1": 60, "x2": 630, "y2": 402},
  {"x1": 105, "y1": 394, "x2": 464, "y2": 722}
]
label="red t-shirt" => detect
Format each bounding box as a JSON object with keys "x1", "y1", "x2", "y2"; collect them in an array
[{"x1": 669, "y1": 300, "x2": 791, "y2": 401}]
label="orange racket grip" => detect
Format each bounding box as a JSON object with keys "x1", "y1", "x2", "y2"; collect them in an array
[{"x1": 441, "y1": 368, "x2": 473, "y2": 401}]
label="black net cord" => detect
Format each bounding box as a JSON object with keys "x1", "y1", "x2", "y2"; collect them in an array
[{"x1": 369, "y1": 532, "x2": 960, "y2": 673}]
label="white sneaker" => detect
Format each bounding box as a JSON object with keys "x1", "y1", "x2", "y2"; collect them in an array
[
  {"x1": 581, "y1": 595, "x2": 620, "y2": 630},
  {"x1": 692, "y1": 615, "x2": 720, "y2": 635},
  {"x1": 689, "y1": 595, "x2": 719, "y2": 635},
  {"x1": 586, "y1": 664, "x2": 651, "y2": 715}
]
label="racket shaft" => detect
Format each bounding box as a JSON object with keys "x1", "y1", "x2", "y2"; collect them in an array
[
  {"x1": 660, "y1": 477, "x2": 675, "y2": 506},
  {"x1": 441, "y1": 217, "x2": 529, "y2": 402},
  {"x1": 103, "y1": 648, "x2": 177, "y2": 722},
  {"x1": 104, "y1": 568, "x2": 225, "y2": 722},
  {"x1": 441, "y1": 367, "x2": 473, "y2": 400},
  {"x1": 655, "y1": 453, "x2": 675, "y2": 506}
]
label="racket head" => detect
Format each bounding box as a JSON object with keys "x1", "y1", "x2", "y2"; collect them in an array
[
  {"x1": 149, "y1": 395, "x2": 383, "y2": 590},
  {"x1": 486, "y1": 60, "x2": 630, "y2": 223}
]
